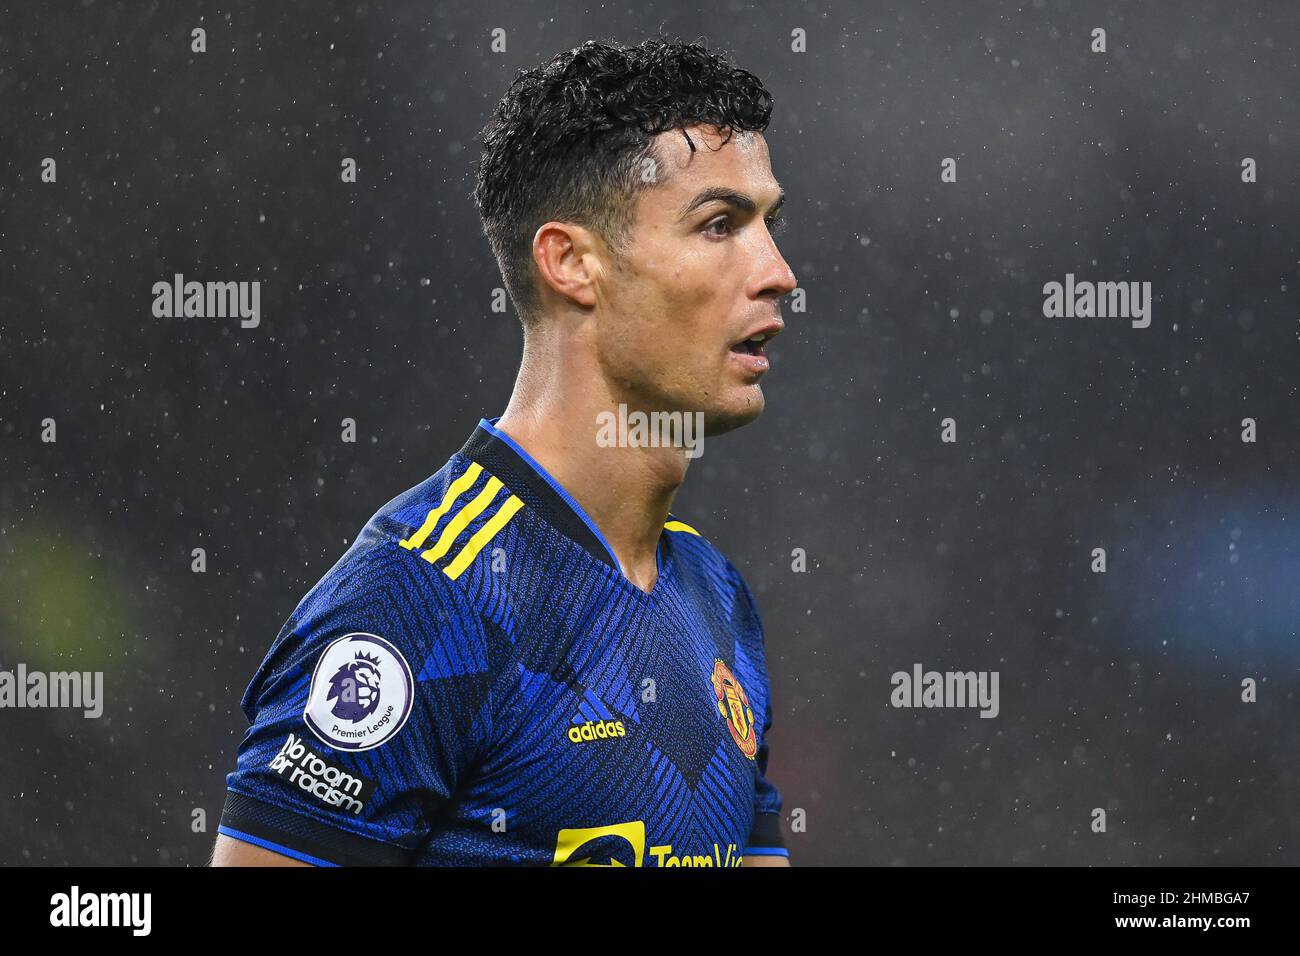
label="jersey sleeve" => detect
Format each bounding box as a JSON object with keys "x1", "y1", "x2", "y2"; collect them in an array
[
  {"x1": 734, "y1": 574, "x2": 788, "y2": 860},
  {"x1": 219, "y1": 548, "x2": 497, "y2": 866},
  {"x1": 745, "y1": 705, "x2": 787, "y2": 857}
]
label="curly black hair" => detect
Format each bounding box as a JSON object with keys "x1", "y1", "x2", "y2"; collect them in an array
[{"x1": 472, "y1": 37, "x2": 774, "y2": 325}]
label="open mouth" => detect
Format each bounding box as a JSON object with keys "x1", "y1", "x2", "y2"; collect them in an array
[{"x1": 730, "y1": 331, "x2": 774, "y2": 356}]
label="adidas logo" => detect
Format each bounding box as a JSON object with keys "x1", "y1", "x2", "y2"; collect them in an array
[
  {"x1": 566, "y1": 689, "x2": 626, "y2": 744},
  {"x1": 567, "y1": 718, "x2": 626, "y2": 744}
]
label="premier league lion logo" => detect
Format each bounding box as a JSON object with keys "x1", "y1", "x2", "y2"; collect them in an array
[
  {"x1": 304, "y1": 633, "x2": 413, "y2": 751},
  {"x1": 326, "y1": 651, "x2": 383, "y2": 722}
]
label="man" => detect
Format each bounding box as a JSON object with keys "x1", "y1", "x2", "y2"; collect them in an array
[{"x1": 212, "y1": 36, "x2": 796, "y2": 867}]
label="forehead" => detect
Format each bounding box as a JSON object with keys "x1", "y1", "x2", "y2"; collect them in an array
[{"x1": 643, "y1": 125, "x2": 779, "y2": 216}]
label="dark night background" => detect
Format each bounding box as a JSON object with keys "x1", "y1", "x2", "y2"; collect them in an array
[{"x1": 1, "y1": 1, "x2": 1297, "y2": 866}]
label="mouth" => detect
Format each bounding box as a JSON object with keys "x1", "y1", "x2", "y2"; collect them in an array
[
  {"x1": 729, "y1": 334, "x2": 771, "y2": 357},
  {"x1": 728, "y1": 323, "x2": 782, "y2": 375}
]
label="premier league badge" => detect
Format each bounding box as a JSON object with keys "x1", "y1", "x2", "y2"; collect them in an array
[{"x1": 303, "y1": 633, "x2": 414, "y2": 751}]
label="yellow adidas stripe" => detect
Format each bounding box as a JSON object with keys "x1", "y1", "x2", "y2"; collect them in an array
[
  {"x1": 444, "y1": 495, "x2": 524, "y2": 580},
  {"x1": 421, "y1": 476, "x2": 503, "y2": 565},
  {"x1": 664, "y1": 519, "x2": 700, "y2": 536},
  {"x1": 399, "y1": 461, "x2": 484, "y2": 551}
]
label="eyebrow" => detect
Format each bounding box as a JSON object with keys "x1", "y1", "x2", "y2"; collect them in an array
[{"x1": 677, "y1": 186, "x2": 786, "y2": 221}]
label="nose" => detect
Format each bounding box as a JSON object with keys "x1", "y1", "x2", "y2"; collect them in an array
[{"x1": 754, "y1": 231, "x2": 797, "y2": 301}]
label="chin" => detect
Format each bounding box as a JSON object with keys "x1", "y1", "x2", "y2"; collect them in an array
[{"x1": 702, "y1": 389, "x2": 766, "y2": 437}]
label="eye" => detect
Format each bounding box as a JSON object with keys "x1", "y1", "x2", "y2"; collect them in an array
[
  {"x1": 703, "y1": 215, "x2": 734, "y2": 237},
  {"x1": 703, "y1": 214, "x2": 787, "y2": 238}
]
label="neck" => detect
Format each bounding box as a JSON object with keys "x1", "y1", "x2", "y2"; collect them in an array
[{"x1": 493, "y1": 329, "x2": 689, "y2": 593}]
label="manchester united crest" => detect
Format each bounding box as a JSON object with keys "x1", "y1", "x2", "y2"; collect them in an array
[{"x1": 711, "y1": 659, "x2": 758, "y2": 759}]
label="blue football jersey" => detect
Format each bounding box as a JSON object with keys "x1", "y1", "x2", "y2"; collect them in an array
[{"x1": 219, "y1": 417, "x2": 786, "y2": 866}]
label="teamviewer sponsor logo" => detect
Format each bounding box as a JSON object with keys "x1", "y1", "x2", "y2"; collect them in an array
[{"x1": 269, "y1": 732, "x2": 377, "y2": 814}]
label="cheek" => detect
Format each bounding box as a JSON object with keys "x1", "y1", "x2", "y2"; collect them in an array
[
  {"x1": 604, "y1": 246, "x2": 729, "y2": 375},
  {"x1": 659, "y1": 255, "x2": 724, "y2": 328}
]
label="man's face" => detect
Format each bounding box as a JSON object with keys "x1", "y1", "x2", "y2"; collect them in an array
[{"x1": 593, "y1": 124, "x2": 797, "y2": 436}]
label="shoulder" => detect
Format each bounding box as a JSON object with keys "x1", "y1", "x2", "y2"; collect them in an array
[
  {"x1": 343, "y1": 450, "x2": 537, "y2": 610},
  {"x1": 241, "y1": 458, "x2": 513, "y2": 722},
  {"x1": 664, "y1": 513, "x2": 773, "y2": 711},
  {"x1": 662, "y1": 512, "x2": 762, "y2": 625},
  {"x1": 308, "y1": 456, "x2": 500, "y2": 646}
]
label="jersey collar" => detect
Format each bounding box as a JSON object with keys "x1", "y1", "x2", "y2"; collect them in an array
[{"x1": 457, "y1": 417, "x2": 623, "y2": 574}]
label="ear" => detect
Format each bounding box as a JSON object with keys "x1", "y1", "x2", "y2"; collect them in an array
[{"x1": 532, "y1": 221, "x2": 601, "y2": 309}]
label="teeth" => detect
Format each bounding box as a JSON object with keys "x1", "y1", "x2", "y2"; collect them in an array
[{"x1": 747, "y1": 333, "x2": 768, "y2": 344}]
